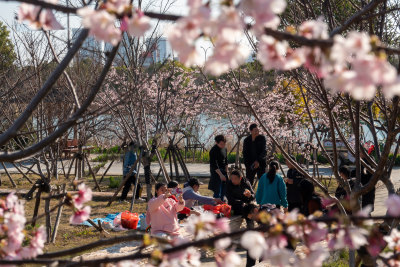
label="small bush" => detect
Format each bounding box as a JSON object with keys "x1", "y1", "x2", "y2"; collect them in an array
[{"x1": 109, "y1": 176, "x2": 121, "y2": 188}]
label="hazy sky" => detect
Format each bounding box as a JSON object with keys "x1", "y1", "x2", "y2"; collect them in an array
[{"x1": 0, "y1": 2, "x2": 18, "y2": 25}]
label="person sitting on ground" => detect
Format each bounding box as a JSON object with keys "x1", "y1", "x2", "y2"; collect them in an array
[
  {"x1": 167, "y1": 180, "x2": 200, "y2": 219},
  {"x1": 145, "y1": 182, "x2": 185, "y2": 238},
  {"x1": 182, "y1": 178, "x2": 223, "y2": 209},
  {"x1": 285, "y1": 156, "x2": 305, "y2": 212},
  {"x1": 256, "y1": 160, "x2": 288, "y2": 212},
  {"x1": 226, "y1": 169, "x2": 255, "y2": 216}
]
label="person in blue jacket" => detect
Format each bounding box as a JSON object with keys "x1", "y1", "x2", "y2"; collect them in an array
[
  {"x1": 255, "y1": 160, "x2": 288, "y2": 212},
  {"x1": 120, "y1": 141, "x2": 142, "y2": 202}
]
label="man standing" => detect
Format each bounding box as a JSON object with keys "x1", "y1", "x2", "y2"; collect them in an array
[
  {"x1": 243, "y1": 124, "x2": 267, "y2": 185},
  {"x1": 285, "y1": 156, "x2": 304, "y2": 212},
  {"x1": 209, "y1": 135, "x2": 228, "y2": 200},
  {"x1": 120, "y1": 141, "x2": 142, "y2": 202}
]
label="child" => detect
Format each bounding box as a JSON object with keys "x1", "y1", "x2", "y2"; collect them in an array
[
  {"x1": 226, "y1": 170, "x2": 255, "y2": 216},
  {"x1": 167, "y1": 180, "x2": 200, "y2": 219},
  {"x1": 145, "y1": 182, "x2": 185, "y2": 238}
]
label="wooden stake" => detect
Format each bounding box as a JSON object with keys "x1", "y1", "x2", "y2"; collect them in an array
[
  {"x1": 11, "y1": 163, "x2": 33, "y2": 184},
  {"x1": 85, "y1": 154, "x2": 101, "y2": 192},
  {"x1": 1, "y1": 162, "x2": 16, "y2": 187},
  {"x1": 98, "y1": 159, "x2": 115, "y2": 185},
  {"x1": 51, "y1": 185, "x2": 66, "y2": 243},
  {"x1": 45, "y1": 197, "x2": 52, "y2": 243},
  {"x1": 31, "y1": 188, "x2": 42, "y2": 226}
]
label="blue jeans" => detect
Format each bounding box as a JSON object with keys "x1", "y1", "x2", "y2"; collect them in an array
[{"x1": 213, "y1": 181, "x2": 226, "y2": 201}]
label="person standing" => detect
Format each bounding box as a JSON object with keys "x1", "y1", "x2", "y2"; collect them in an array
[
  {"x1": 285, "y1": 156, "x2": 304, "y2": 212},
  {"x1": 243, "y1": 123, "x2": 267, "y2": 186},
  {"x1": 120, "y1": 141, "x2": 142, "y2": 202},
  {"x1": 208, "y1": 135, "x2": 228, "y2": 200}
]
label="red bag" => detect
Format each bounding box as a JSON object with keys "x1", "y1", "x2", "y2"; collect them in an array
[
  {"x1": 121, "y1": 211, "x2": 139, "y2": 229},
  {"x1": 202, "y1": 204, "x2": 231, "y2": 218}
]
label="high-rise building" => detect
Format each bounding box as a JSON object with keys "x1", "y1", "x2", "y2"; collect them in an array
[{"x1": 71, "y1": 29, "x2": 172, "y2": 66}]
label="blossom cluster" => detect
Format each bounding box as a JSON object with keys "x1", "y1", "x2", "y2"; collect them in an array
[
  {"x1": 16, "y1": 0, "x2": 400, "y2": 99},
  {"x1": 0, "y1": 193, "x2": 46, "y2": 260},
  {"x1": 69, "y1": 183, "x2": 93, "y2": 224}
]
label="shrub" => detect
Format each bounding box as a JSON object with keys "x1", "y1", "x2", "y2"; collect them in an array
[{"x1": 109, "y1": 176, "x2": 121, "y2": 188}]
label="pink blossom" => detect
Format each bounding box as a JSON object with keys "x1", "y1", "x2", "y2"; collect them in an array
[
  {"x1": 72, "y1": 183, "x2": 92, "y2": 209},
  {"x1": 214, "y1": 217, "x2": 230, "y2": 233},
  {"x1": 123, "y1": 10, "x2": 151, "y2": 37},
  {"x1": 257, "y1": 36, "x2": 304, "y2": 71},
  {"x1": 299, "y1": 19, "x2": 329, "y2": 39},
  {"x1": 204, "y1": 42, "x2": 249, "y2": 76},
  {"x1": 320, "y1": 197, "x2": 336, "y2": 208},
  {"x1": 384, "y1": 229, "x2": 400, "y2": 252},
  {"x1": 215, "y1": 237, "x2": 231, "y2": 250},
  {"x1": 383, "y1": 78, "x2": 400, "y2": 99},
  {"x1": 18, "y1": 2, "x2": 63, "y2": 30},
  {"x1": 18, "y1": 226, "x2": 46, "y2": 259},
  {"x1": 103, "y1": 0, "x2": 130, "y2": 15},
  {"x1": 297, "y1": 247, "x2": 329, "y2": 267},
  {"x1": 78, "y1": 7, "x2": 121, "y2": 46},
  {"x1": 240, "y1": 0, "x2": 286, "y2": 34},
  {"x1": 241, "y1": 231, "x2": 267, "y2": 259},
  {"x1": 70, "y1": 206, "x2": 91, "y2": 225},
  {"x1": 215, "y1": 250, "x2": 241, "y2": 267},
  {"x1": 329, "y1": 227, "x2": 368, "y2": 250},
  {"x1": 387, "y1": 195, "x2": 400, "y2": 217}
]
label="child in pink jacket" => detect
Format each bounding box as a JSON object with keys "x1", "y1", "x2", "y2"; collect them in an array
[{"x1": 146, "y1": 183, "x2": 185, "y2": 238}]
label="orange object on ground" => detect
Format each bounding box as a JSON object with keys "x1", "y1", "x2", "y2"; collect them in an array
[{"x1": 121, "y1": 211, "x2": 139, "y2": 229}]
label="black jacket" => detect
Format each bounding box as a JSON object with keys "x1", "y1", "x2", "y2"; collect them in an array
[
  {"x1": 243, "y1": 135, "x2": 267, "y2": 167},
  {"x1": 208, "y1": 144, "x2": 228, "y2": 192},
  {"x1": 286, "y1": 168, "x2": 304, "y2": 204},
  {"x1": 209, "y1": 144, "x2": 227, "y2": 173},
  {"x1": 226, "y1": 178, "x2": 255, "y2": 215},
  {"x1": 335, "y1": 178, "x2": 355, "y2": 200},
  {"x1": 350, "y1": 166, "x2": 376, "y2": 208}
]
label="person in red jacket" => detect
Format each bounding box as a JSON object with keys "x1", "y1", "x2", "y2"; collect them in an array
[{"x1": 167, "y1": 181, "x2": 200, "y2": 219}]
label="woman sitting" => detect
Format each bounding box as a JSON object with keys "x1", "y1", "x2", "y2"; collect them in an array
[
  {"x1": 145, "y1": 182, "x2": 185, "y2": 238},
  {"x1": 255, "y1": 160, "x2": 288, "y2": 212},
  {"x1": 226, "y1": 169, "x2": 255, "y2": 216},
  {"x1": 182, "y1": 178, "x2": 223, "y2": 209}
]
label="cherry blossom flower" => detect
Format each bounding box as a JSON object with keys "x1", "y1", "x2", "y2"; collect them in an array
[
  {"x1": 18, "y1": 3, "x2": 63, "y2": 30},
  {"x1": 205, "y1": 42, "x2": 249, "y2": 76},
  {"x1": 70, "y1": 206, "x2": 91, "y2": 225},
  {"x1": 186, "y1": 213, "x2": 230, "y2": 239},
  {"x1": 241, "y1": 231, "x2": 267, "y2": 259},
  {"x1": 215, "y1": 237, "x2": 232, "y2": 250},
  {"x1": 78, "y1": 7, "x2": 121, "y2": 46},
  {"x1": 72, "y1": 183, "x2": 92, "y2": 209},
  {"x1": 122, "y1": 10, "x2": 151, "y2": 37},
  {"x1": 215, "y1": 250, "x2": 241, "y2": 267},
  {"x1": 18, "y1": 226, "x2": 47, "y2": 259},
  {"x1": 299, "y1": 19, "x2": 329, "y2": 40},
  {"x1": 102, "y1": 0, "x2": 130, "y2": 15},
  {"x1": 329, "y1": 227, "x2": 368, "y2": 250},
  {"x1": 240, "y1": 0, "x2": 286, "y2": 35},
  {"x1": 384, "y1": 229, "x2": 400, "y2": 252},
  {"x1": 383, "y1": 78, "x2": 400, "y2": 99},
  {"x1": 257, "y1": 36, "x2": 304, "y2": 71},
  {"x1": 387, "y1": 194, "x2": 400, "y2": 217},
  {"x1": 297, "y1": 247, "x2": 329, "y2": 267}
]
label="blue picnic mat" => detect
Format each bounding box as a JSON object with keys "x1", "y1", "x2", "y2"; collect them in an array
[{"x1": 81, "y1": 213, "x2": 145, "y2": 229}]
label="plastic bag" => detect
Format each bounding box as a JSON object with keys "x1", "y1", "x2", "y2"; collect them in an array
[
  {"x1": 113, "y1": 213, "x2": 122, "y2": 227},
  {"x1": 121, "y1": 211, "x2": 139, "y2": 229}
]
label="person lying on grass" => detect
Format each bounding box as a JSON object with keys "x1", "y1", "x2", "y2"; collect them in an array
[
  {"x1": 145, "y1": 182, "x2": 185, "y2": 238},
  {"x1": 167, "y1": 180, "x2": 201, "y2": 219},
  {"x1": 182, "y1": 178, "x2": 224, "y2": 209}
]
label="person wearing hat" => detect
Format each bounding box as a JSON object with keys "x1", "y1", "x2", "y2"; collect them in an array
[{"x1": 182, "y1": 178, "x2": 223, "y2": 209}]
